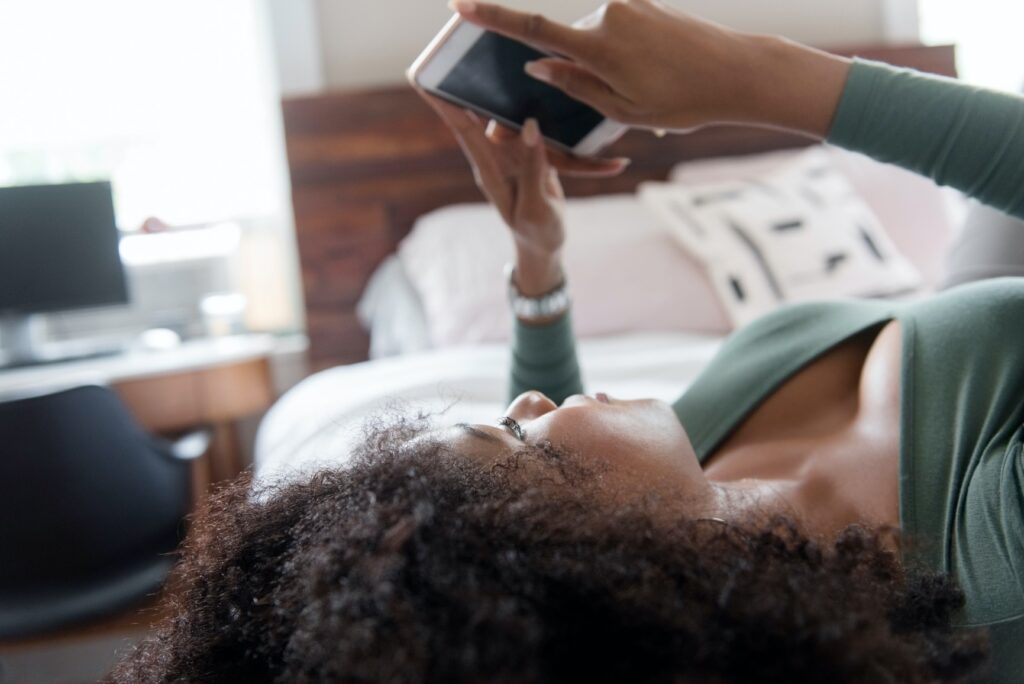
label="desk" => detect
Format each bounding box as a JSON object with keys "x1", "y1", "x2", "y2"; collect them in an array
[{"x1": 0, "y1": 335, "x2": 278, "y2": 496}]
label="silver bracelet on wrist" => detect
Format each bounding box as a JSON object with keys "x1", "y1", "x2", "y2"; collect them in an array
[{"x1": 504, "y1": 262, "x2": 571, "y2": 320}]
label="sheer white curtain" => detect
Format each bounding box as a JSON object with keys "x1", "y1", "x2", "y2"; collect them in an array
[
  {"x1": 918, "y1": 0, "x2": 1024, "y2": 92},
  {"x1": 0, "y1": 0, "x2": 302, "y2": 332}
]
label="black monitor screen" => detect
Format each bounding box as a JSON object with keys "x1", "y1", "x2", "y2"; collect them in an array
[{"x1": 0, "y1": 181, "x2": 129, "y2": 314}]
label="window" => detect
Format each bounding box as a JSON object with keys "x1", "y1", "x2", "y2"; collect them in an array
[
  {"x1": 918, "y1": 0, "x2": 1024, "y2": 92},
  {"x1": 0, "y1": 0, "x2": 301, "y2": 333}
]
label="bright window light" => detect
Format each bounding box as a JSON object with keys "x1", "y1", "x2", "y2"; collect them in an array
[
  {"x1": 919, "y1": 1, "x2": 1024, "y2": 92},
  {"x1": 0, "y1": 0, "x2": 302, "y2": 333},
  {"x1": 0, "y1": 0, "x2": 291, "y2": 231}
]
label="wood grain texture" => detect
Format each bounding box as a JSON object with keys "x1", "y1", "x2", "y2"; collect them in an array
[
  {"x1": 112, "y1": 358, "x2": 274, "y2": 431},
  {"x1": 112, "y1": 357, "x2": 275, "y2": 487},
  {"x1": 282, "y1": 45, "x2": 956, "y2": 369}
]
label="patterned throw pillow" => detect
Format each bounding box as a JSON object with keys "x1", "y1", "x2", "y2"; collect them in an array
[{"x1": 640, "y1": 148, "x2": 920, "y2": 326}]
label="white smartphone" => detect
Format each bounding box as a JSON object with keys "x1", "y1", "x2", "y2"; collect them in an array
[{"x1": 408, "y1": 15, "x2": 628, "y2": 157}]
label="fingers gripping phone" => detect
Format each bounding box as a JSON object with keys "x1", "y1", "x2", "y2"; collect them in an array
[{"x1": 408, "y1": 15, "x2": 627, "y2": 157}]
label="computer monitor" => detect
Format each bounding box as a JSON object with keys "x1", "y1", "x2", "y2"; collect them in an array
[{"x1": 0, "y1": 181, "x2": 129, "y2": 365}]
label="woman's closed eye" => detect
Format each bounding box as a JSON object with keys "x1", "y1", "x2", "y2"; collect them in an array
[
  {"x1": 498, "y1": 416, "x2": 527, "y2": 442},
  {"x1": 453, "y1": 422, "x2": 526, "y2": 447}
]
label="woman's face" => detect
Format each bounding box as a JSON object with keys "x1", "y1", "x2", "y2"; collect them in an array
[{"x1": 441, "y1": 391, "x2": 712, "y2": 509}]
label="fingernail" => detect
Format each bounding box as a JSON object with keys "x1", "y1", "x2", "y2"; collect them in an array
[
  {"x1": 449, "y1": 0, "x2": 476, "y2": 13},
  {"x1": 523, "y1": 118, "x2": 540, "y2": 146},
  {"x1": 524, "y1": 61, "x2": 553, "y2": 83},
  {"x1": 615, "y1": 158, "x2": 632, "y2": 168}
]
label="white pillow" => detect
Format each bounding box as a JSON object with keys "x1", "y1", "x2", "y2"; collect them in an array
[
  {"x1": 397, "y1": 195, "x2": 730, "y2": 348},
  {"x1": 394, "y1": 144, "x2": 959, "y2": 349},
  {"x1": 669, "y1": 144, "x2": 961, "y2": 289},
  {"x1": 356, "y1": 254, "x2": 433, "y2": 358},
  {"x1": 644, "y1": 148, "x2": 920, "y2": 326}
]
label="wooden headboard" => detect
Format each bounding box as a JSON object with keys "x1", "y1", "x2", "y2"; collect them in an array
[{"x1": 282, "y1": 44, "x2": 955, "y2": 370}]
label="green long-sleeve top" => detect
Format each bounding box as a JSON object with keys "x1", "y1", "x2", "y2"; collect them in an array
[{"x1": 507, "y1": 60, "x2": 1024, "y2": 683}]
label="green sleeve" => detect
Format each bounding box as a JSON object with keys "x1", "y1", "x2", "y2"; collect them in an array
[
  {"x1": 827, "y1": 59, "x2": 1024, "y2": 220},
  {"x1": 507, "y1": 310, "x2": 584, "y2": 406}
]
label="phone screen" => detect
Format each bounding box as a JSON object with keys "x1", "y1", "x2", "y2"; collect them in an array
[{"x1": 436, "y1": 31, "x2": 605, "y2": 148}]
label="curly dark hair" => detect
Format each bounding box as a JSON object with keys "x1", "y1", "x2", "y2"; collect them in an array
[{"x1": 112, "y1": 412, "x2": 988, "y2": 683}]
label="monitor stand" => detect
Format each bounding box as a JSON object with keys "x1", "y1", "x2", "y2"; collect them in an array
[
  {"x1": 0, "y1": 314, "x2": 45, "y2": 367},
  {"x1": 0, "y1": 313, "x2": 124, "y2": 371}
]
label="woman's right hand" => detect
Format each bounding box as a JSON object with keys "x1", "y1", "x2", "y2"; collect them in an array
[{"x1": 451, "y1": 0, "x2": 851, "y2": 138}]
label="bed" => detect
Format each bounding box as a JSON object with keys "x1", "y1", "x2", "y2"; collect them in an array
[{"x1": 257, "y1": 44, "x2": 958, "y2": 481}]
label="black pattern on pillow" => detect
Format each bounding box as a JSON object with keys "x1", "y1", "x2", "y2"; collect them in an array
[{"x1": 641, "y1": 148, "x2": 920, "y2": 326}]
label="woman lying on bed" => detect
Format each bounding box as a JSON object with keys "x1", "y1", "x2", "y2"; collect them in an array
[{"x1": 115, "y1": 2, "x2": 1024, "y2": 682}]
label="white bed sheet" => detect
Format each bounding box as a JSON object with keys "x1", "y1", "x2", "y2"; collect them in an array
[{"x1": 255, "y1": 332, "x2": 723, "y2": 485}]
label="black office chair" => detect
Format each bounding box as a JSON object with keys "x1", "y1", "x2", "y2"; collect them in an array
[{"x1": 0, "y1": 385, "x2": 208, "y2": 639}]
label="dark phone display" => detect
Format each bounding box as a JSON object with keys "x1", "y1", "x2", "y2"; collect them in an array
[{"x1": 437, "y1": 32, "x2": 604, "y2": 148}]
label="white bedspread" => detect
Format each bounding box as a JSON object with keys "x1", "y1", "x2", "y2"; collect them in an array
[{"x1": 255, "y1": 332, "x2": 723, "y2": 485}]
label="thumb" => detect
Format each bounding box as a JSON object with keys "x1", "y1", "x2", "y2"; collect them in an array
[
  {"x1": 517, "y1": 118, "x2": 551, "y2": 207},
  {"x1": 525, "y1": 58, "x2": 631, "y2": 122}
]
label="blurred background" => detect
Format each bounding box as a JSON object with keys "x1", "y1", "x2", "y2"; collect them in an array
[{"x1": 0, "y1": 1, "x2": 1021, "y2": 682}]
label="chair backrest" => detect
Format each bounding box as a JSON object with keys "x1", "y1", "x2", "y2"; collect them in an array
[{"x1": 0, "y1": 385, "x2": 189, "y2": 592}]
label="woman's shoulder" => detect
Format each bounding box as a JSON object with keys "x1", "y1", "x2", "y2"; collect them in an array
[
  {"x1": 905, "y1": 276, "x2": 1024, "y2": 319},
  {"x1": 896, "y1": 277, "x2": 1024, "y2": 634},
  {"x1": 896, "y1": 276, "x2": 1024, "y2": 367},
  {"x1": 743, "y1": 276, "x2": 1024, "y2": 346}
]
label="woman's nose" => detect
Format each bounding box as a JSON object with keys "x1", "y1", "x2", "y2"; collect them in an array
[{"x1": 505, "y1": 390, "x2": 558, "y2": 421}]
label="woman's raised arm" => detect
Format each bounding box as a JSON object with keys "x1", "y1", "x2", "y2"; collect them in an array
[
  {"x1": 453, "y1": 0, "x2": 1024, "y2": 220},
  {"x1": 827, "y1": 61, "x2": 1024, "y2": 220},
  {"x1": 450, "y1": 0, "x2": 851, "y2": 137}
]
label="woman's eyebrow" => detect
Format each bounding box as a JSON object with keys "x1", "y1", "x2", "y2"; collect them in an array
[{"x1": 454, "y1": 422, "x2": 505, "y2": 445}]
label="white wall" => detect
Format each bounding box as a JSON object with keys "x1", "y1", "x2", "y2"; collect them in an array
[
  {"x1": 312, "y1": 0, "x2": 892, "y2": 90},
  {"x1": 883, "y1": 0, "x2": 921, "y2": 42},
  {"x1": 920, "y1": 0, "x2": 1024, "y2": 91},
  {"x1": 267, "y1": 0, "x2": 326, "y2": 96}
]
